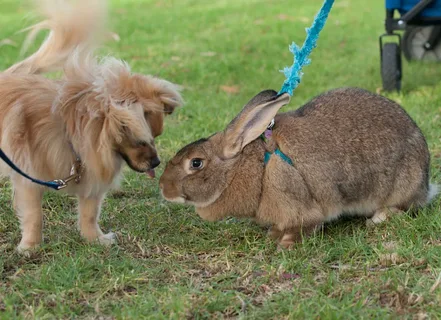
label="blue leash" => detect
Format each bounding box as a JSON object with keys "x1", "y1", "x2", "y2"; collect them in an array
[
  {"x1": 279, "y1": 0, "x2": 335, "y2": 96},
  {"x1": 0, "y1": 149, "x2": 66, "y2": 190},
  {"x1": 264, "y1": 0, "x2": 334, "y2": 165}
]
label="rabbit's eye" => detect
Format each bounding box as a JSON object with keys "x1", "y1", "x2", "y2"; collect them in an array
[{"x1": 190, "y1": 158, "x2": 203, "y2": 170}]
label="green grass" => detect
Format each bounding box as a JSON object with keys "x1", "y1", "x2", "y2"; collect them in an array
[{"x1": 1, "y1": 0, "x2": 441, "y2": 318}]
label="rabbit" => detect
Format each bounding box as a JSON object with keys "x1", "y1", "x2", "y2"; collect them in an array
[{"x1": 159, "y1": 87, "x2": 438, "y2": 248}]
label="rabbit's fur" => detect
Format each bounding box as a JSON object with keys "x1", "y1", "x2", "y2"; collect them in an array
[{"x1": 160, "y1": 87, "x2": 437, "y2": 248}]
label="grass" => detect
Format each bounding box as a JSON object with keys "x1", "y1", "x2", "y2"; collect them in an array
[{"x1": 1, "y1": 0, "x2": 441, "y2": 318}]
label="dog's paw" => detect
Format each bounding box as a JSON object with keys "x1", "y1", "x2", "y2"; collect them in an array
[
  {"x1": 98, "y1": 232, "x2": 117, "y2": 246},
  {"x1": 16, "y1": 242, "x2": 39, "y2": 256}
]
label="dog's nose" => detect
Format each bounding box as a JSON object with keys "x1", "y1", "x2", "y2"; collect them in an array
[{"x1": 150, "y1": 156, "x2": 161, "y2": 169}]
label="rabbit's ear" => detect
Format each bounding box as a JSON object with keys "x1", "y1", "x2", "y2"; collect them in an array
[{"x1": 222, "y1": 90, "x2": 291, "y2": 159}]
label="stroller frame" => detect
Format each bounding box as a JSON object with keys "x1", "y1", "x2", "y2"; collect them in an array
[{"x1": 380, "y1": 0, "x2": 441, "y2": 91}]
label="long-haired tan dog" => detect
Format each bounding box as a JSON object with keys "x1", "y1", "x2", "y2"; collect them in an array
[{"x1": 0, "y1": 0, "x2": 183, "y2": 252}]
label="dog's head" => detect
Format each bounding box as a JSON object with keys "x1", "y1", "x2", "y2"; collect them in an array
[
  {"x1": 106, "y1": 73, "x2": 181, "y2": 177},
  {"x1": 58, "y1": 57, "x2": 183, "y2": 180}
]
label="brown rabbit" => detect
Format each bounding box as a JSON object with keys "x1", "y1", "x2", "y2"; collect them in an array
[{"x1": 159, "y1": 87, "x2": 437, "y2": 248}]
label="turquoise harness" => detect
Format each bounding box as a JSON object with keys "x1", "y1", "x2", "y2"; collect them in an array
[
  {"x1": 260, "y1": 119, "x2": 293, "y2": 166},
  {"x1": 264, "y1": 148, "x2": 293, "y2": 166}
]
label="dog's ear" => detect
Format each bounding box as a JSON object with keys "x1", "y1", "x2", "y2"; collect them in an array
[
  {"x1": 133, "y1": 75, "x2": 184, "y2": 114},
  {"x1": 154, "y1": 79, "x2": 184, "y2": 115},
  {"x1": 131, "y1": 75, "x2": 184, "y2": 114}
]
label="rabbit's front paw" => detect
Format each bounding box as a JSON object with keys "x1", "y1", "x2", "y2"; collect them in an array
[{"x1": 279, "y1": 233, "x2": 296, "y2": 249}]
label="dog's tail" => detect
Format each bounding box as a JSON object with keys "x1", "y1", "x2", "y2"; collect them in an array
[{"x1": 5, "y1": 0, "x2": 109, "y2": 75}]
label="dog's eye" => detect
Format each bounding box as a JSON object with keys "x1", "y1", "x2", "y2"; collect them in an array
[
  {"x1": 137, "y1": 141, "x2": 148, "y2": 147},
  {"x1": 190, "y1": 158, "x2": 203, "y2": 170}
]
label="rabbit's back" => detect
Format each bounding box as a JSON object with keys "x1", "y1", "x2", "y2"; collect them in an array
[{"x1": 274, "y1": 87, "x2": 430, "y2": 217}]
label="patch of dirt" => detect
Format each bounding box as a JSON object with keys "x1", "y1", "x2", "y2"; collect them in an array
[
  {"x1": 378, "y1": 253, "x2": 405, "y2": 267},
  {"x1": 235, "y1": 269, "x2": 300, "y2": 307},
  {"x1": 378, "y1": 285, "x2": 425, "y2": 315},
  {"x1": 109, "y1": 190, "x2": 148, "y2": 199},
  {"x1": 220, "y1": 85, "x2": 240, "y2": 94},
  {"x1": 117, "y1": 232, "x2": 175, "y2": 259}
]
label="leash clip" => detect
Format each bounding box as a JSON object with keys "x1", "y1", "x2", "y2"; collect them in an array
[
  {"x1": 52, "y1": 179, "x2": 68, "y2": 190},
  {"x1": 267, "y1": 118, "x2": 275, "y2": 130},
  {"x1": 70, "y1": 158, "x2": 83, "y2": 184},
  {"x1": 51, "y1": 159, "x2": 83, "y2": 190}
]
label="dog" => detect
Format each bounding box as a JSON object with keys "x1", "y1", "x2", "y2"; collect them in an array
[{"x1": 0, "y1": 0, "x2": 183, "y2": 252}]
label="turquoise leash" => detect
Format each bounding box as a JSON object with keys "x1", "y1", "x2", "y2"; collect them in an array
[
  {"x1": 279, "y1": 0, "x2": 335, "y2": 96},
  {"x1": 263, "y1": 0, "x2": 334, "y2": 166}
]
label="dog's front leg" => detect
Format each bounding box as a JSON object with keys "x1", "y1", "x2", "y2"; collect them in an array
[
  {"x1": 78, "y1": 195, "x2": 116, "y2": 246},
  {"x1": 13, "y1": 182, "x2": 44, "y2": 253}
]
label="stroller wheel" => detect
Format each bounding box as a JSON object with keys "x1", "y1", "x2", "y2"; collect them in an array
[
  {"x1": 403, "y1": 26, "x2": 441, "y2": 62},
  {"x1": 381, "y1": 43, "x2": 402, "y2": 92}
]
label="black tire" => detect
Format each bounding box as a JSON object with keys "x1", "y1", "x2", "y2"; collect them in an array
[
  {"x1": 381, "y1": 43, "x2": 402, "y2": 92},
  {"x1": 403, "y1": 26, "x2": 441, "y2": 62}
]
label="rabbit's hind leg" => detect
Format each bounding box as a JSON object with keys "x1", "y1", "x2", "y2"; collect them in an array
[
  {"x1": 365, "y1": 207, "x2": 403, "y2": 227},
  {"x1": 366, "y1": 177, "x2": 432, "y2": 228}
]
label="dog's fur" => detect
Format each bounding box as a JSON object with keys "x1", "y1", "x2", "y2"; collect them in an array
[{"x1": 0, "y1": 0, "x2": 183, "y2": 252}]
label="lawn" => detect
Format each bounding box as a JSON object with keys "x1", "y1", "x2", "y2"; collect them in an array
[{"x1": 1, "y1": 0, "x2": 441, "y2": 318}]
